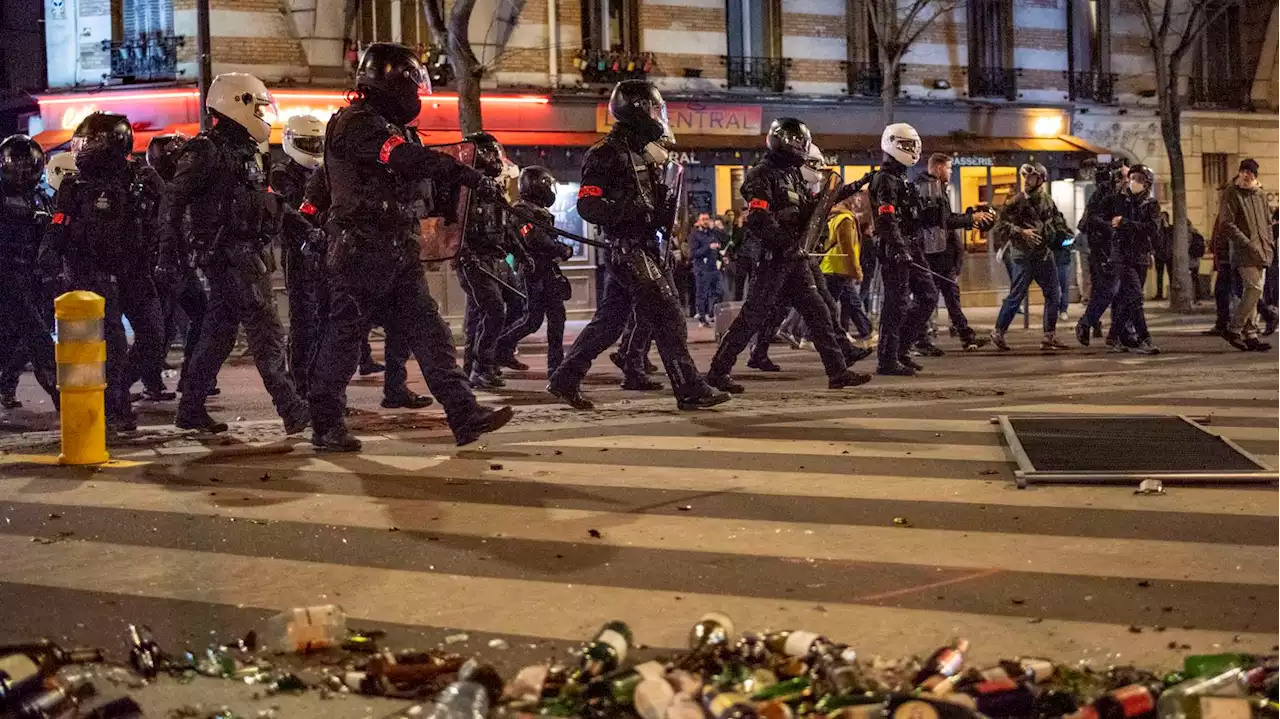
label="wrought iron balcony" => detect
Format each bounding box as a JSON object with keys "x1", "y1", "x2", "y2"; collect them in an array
[
  {"x1": 968, "y1": 66, "x2": 1018, "y2": 100},
  {"x1": 721, "y1": 55, "x2": 790, "y2": 93},
  {"x1": 101, "y1": 34, "x2": 185, "y2": 83},
  {"x1": 1188, "y1": 76, "x2": 1251, "y2": 109},
  {"x1": 845, "y1": 61, "x2": 889, "y2": 97},
  {"x1": 1066, "y1": 70, "x2": 1116, "y2": 104},
  {"x1": 575, "y1": 50, "x2": 652, "y2": 84}
]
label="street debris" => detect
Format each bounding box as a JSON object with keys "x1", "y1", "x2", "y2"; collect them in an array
[
  {"x1": 1134, "y1": 479, "x2": 1165, "y2": 495},
  {"x1": 2, "y1": 611, "x2": 1276, "y2": 719}
]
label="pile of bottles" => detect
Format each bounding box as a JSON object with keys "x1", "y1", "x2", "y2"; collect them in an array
[{"x1": 3, "y1": 607, "x2": 1277, "y2": 719}]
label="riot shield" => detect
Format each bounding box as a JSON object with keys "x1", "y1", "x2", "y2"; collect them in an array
[
  {"x1": 660, "y1": 161, "x2": 686, "y2": 263},
  {"x1": 801, "y1": 169, "x2": 843, "y2": 254},
  {"x1": 418, "y1": 140, "x2": 477, "y2": 262}
]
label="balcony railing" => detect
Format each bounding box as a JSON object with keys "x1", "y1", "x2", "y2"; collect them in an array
[
  {"x1": 1066, "y1": 70, "x2": 1116, "y2": 104},
  {"x1": 101, "y1": 34, "x2": 185, "y2": 83},
  {"x1": 1188, "y1": 76, "x2": 1251, "y2": 109},
  {"x1": 575, "y1": 50, "x2": 653, "y2": 84},
  {"x1": 721, "y1": 55, "x2": 790, "y2": 93},
  {"x1": 845, "y1": 61, "x2": 890, "y2": 97},
  {"x1": 968, "y1": 66, "x2": 1018, "y2": 100}
]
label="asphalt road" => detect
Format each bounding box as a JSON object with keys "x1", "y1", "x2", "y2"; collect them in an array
[{"x1": 0, "y1": 306, "x2": 1275, "y2": 716}]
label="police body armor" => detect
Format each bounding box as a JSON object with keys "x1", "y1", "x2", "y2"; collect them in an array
[
  {"x1": 870, "y1": 169, "x2": 927, "y2": 256},
  {"x1": 599, "y1": 136, "x2": 664, "y2": 254},
  {"x1": 745, "y1": 159, "x2": 815, "y2": 261},
  {"x1": 0, "y1": 188, "x2": 50, "y2": 273},
  {"x1": 513, "y1": 198, "x2": 572, "y2": 301},
  {"x1": 463, "y1": 200, "x2": 508, "y2": 260},
  {"x1": 55, "y1": 170, "x2": 153, "y2": 282}
]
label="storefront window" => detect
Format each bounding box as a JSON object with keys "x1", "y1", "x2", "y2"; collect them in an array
[
  {"x1": 842, "y1": 165, "x2": 875, "y2": 184},
  {"x1": 551, "y1": 182, "x2": 590, "y2": 260}
]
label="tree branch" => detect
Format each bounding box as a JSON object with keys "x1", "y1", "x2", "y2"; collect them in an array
[
  {"x1": 1158, "y1": 0, "x2": 1174, "y2": 39},
  {"x1": 1172, "y1": 0, "x2": 1231, "y2": 62},
  {"x1": 900, "y1": 0, "x2": 963, "y2": 52},
  {"x1": 423, "y1": 0, "x2": 448, "y2": 48},
  {"x1": 898, "y1": 0, "x2": 934, "y2": 41},
  {"x1": 1134, "y1": 0, "x2": 1160, "y2": 45}
]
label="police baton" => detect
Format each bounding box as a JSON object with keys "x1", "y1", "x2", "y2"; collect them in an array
[
  {"x1": 465, "y1": 259, "x2": 528, "y2": 301},
  {"x1": 910, "y1": 260, "x2": 960, "y2": 286},
  {"x1": 494, "y1": 197, "x2": 611, "y2": 249}
]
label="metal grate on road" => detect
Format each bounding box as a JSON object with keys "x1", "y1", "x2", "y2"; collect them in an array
[{"x1": 995, "y1": 414, "x2": 1278, "y2": 488}]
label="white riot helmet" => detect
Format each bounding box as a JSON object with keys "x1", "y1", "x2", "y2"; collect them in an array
[
  {"x1": 207, "y1": 72, "x2": 276, "y2": 144},
  {"x1": 881, "y1": 123, "x2": 922, "y2": 167},
  {"x1": 45, "y1": 151, "x2": 77, "y2": 192},
  {"x1": 283, "y1": 114, "x2": 325, "y2": 170},
  {"x1": 800, "y1": 142, "x2": 826, "y2": 189}
]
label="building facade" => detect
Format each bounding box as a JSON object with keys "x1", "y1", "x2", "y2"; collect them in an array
[{"x1": 32, "y1": 0, "x2": 1280, "y2": 316}]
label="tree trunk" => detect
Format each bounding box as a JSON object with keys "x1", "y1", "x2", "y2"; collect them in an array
[
  {"x1": 448, "y1": 0, "x2": 484, "y2": 135},
  {"x1": 880, "y1": 57, "x2": 899, "y2": 126},
  {"x1": 342, "y1": 0, "x2": 359, "y2": 41},
  {"x1": 1155, "y1": 44, "x2": 1194, "y2": 312}
]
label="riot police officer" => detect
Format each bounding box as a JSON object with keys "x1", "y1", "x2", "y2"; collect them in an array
[
  {"x1": 282, "y1": 135, "x2": 429, "y2": 410},
  {"x1": 868, "y1": 122, "x2": 940, "y2": 376},
  {"x1": 146, "y1": 132, "x2": 211, "y2": 399},
  {"x1": 159, "y1": 74, "x2": 309, "y2": 435},
  {"x1": 457, "y1": 132, "x2": 523, "y2": 389},
  {"x1": 546, "y1": 79, "x2": 728, "y2": 411},
  {"x1": 704, "y1": 118, "x2": 871, "y2": 394},
  {"x1": 307, "y1": 42, "x2": 511, "y2": 451},
  {"x1": 1107, "y1": 163, "x2": 1161, "y2": 355},
  {"x1": 41, "y1": 112, "x2": 167, "y2": 430},
  {"x1": 493, "y1": 165, "x2": 573, "y2": 375},
  {"x1": 0, "y1": 135, "x2": 59, "y2": 409}
]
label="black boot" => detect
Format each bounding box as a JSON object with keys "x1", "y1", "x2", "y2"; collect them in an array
[
  {"x1": 914, "y1": 340, "x2": 945, "y2": 357},
  {"x1": 677, "y1": 388, "x2": 732, "y2": 411},
  {"x1": 469, "y1": 367, "x2": 505, "y2": 390},
  {"x1": 844, "y1": 346, "x2": 875, "y2": 365},
  {"x1": 960, "y1": 331, "x2": 989, "y2": 351},
  {"x1": 358, "y1": 360, "x2": 386, "y2": 376},
  {"x1": 312, "y1": 427, "x2": 362, "y2": 452},
  {"x1": 283, "y1": 406, "x2": 311, "y2": 435},
  {"x1": 547, "y1": 382, "x2": 594, "y2": 410},
  {"x1": 829, "y1": 370, "x2": 873, "y2": 389},
  {"x1": 643, "y1": 358, "x2": 659, "y2": 374},
  {"x1": 175, "y1": 407, "x2": 229, "y2": 434},
  {"x1": 453, "y1": 405, "x2": 515, "y2": 446},
  {"x1": 498, "y1": 356, "x2": 530, "y2": 371},
  {"x1": 876, "y1": 363, "x2": 915, "y2": 377},
  {"x1": 382, "y1": 392, "x2": 434, "y2": 409},
  {"x1": 1245, "y1": 336, "x2": 1272, "y2": 352},
  {"x1": 705, "y1": 373, "x2": 745, "y2": 394},
  {"x1": 899, "y1": 356, "x2": 925, "y2": 372},
  {"x1": 746, "y1": 356, "x2": 781, "y2": 372},
  {"x1": 1074, "y1": 322, "x2": 1091, "y2": 347},
  {"x1": 620, "y1": 375, "x2": 665, "y2": 391}
]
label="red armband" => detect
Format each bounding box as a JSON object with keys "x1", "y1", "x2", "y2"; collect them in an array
[
  {"x1": 378, "y1": 135, "x2": 406, "y2": 164},
  {"x1": 50, "y1": 212, "x2": 67, "y2": 225},
  {"x1": 877, "y1": 204, "x2": 896, "y2": 215},
  {"x1": 520, "y1": 223, "x2": 532, "y2": 236},
  {"x1": 578, "y1": 185, "x2": 603, "y2": 198},
  {"x1": 747, "y1": 198, "x2": 769, "y2": 211},
  {"x1": 299, "y1": 201, "x2": 318, "y2": 216}
]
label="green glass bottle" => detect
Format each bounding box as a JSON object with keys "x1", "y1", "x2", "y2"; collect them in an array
[
  {"x1": 751, "y1": 676, "x2": 812, "y2": 703},
  {"x1": 573, "y1": 621, "x2": 633, "y2": 682},
  {"x1": 1182, "y1": 654, "x2": 1255, "y2": 678}
]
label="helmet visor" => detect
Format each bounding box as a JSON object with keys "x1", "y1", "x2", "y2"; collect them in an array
[
  {"x1": 891, "y1": 137, "x2": 921, "y2": 159},
  {"x1": 403, "y1": 59, "x2": 433, "y2": 95},
  {"x1": 253, "y1": 90, "x2": 280, "y2": 125},
  {"x1": 291, "y1": 135, "x2": 324, "y2": 156},
  {"x1": 651, "y1": 102, "x2": 673, "y2": 144}
]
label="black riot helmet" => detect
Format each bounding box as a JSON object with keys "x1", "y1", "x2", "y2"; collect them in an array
[
  {"x1": 608, "y1": 80, "x2": 671, "y2": 145},
  {"x1": 465, "y1": 131, "x2": 506, "y2": 178},
  {"x1": 518, "y1": 165, "x2": 557, "y2": 208},
  {"x1": 146, "y1": 132, "x2": 189, "y2": 182},
  {"x1": 765, "y1": 118, "x2": 811, "y2": 161},
  {"x1": 0, "y1": 135, "x2": 46, "y2": 191},
  {"x1": 71, "y1": 112, "x2": 133, "y2": 176},
  {"x1": 1127, "y1": 163, "x2": 1156, "y2": 194},
  {"x1": 356, "y1": 42, "x2": 431, "y2": 125}
]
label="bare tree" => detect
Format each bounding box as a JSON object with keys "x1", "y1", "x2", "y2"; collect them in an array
[
  {"x1": 1132, "y1": 0, "x2": 1237, "y2": 311},
  {"x1": 865, "y1": 0, "x2": 963, "y2": 125},
  {"x1": 424, "y1": 0, "x2": 486, "y2": 135}
]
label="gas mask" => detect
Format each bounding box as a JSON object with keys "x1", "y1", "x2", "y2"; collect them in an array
[{"x1": 799, "y1": 143, "x2": 826, "y2": 192}]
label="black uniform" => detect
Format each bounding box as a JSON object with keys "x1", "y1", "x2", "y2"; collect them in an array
[
  {"x1": 1109, "y1": 187, "x2": 1159, "y2": 348},
  {"x1": 1078, "y1": 185, "x2": 1126, "y2": 343},
  {"x1": 916, "y1": 172, "x2": 979, "y2": 347},
  {"x1": 0, "y1": 144, "x2": 58, "y2": 406},
  {"x1": 307, "y1": 94, "x2": 509, "y2": 448},
  {"x1": 705, "y1": 152, "x2": 865, "y2": 388},
  {"x1": 457, "y1": 196, "x2": 521, "y2": 382},
  {"x1": 42, "y1": 159, "x2": 166, "y2": 426},
  {"x1": 162, "y1": 120, "x2": 307, "y2": 431},
  {"x1": 545, "y1": 124, "x2": 719, "y2": 409},
  {"x1": 493, "y1": 200, "x2": 572, "y2": 373},
  {"x1": 869, "y1": 157, "x2": 939, "y2": 373}
]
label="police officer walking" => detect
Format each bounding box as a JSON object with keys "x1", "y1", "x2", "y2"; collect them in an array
[
  {"x1": 146, "y1": 132, "x2": 210, "y2": 399},
  {"x1": 307, "y1": 42, "x2": 511, "y2": 450},
  {"x1": 704, "y1": 118, "x2": 872, "y2": 394},
  {"x1": 1106, "y1": 164, "x2": 1161, "y2": 355},
  {"x1": 493, "y1": 165, "x2": 574, "y2": 375},
  {"x1": 0, "y1": 135, "x2": 59, "y2": 409},
  {"x1": 159, "y1": 74, "x2": 308, "y2": 435},
  {"x1": 456, "y1": 132, "x2": 522, "y2": 389},
  {"x1": 41, "y1": 113, "x2": 167, "y2": 430},
  {"x1": 546, "y1": 79, "x2": 728, "y2": 411},
  {"x1": 867, "y1": 123, "x2": 944, "y2": 377}
]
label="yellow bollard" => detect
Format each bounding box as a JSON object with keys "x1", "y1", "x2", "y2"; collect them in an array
[{"x1": 54, "y1": 291, "x2": 109, "y2": 465}]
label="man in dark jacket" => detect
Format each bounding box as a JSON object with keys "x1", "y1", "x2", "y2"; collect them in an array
[
  {"x1": 1104, "y1": 164, "x2": 1161, "y2": 354},
  {"x1": 1076, "y1": 159, "x2": 1129, "y2": 345},
  {"x1": 1218, "y1": 158, "x2": 1275, "y2": 350},
  {"x1": 689, "y1": 213, "x2": 723, "y2": 327}
]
